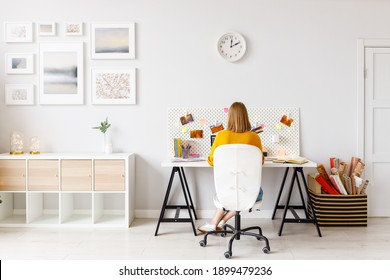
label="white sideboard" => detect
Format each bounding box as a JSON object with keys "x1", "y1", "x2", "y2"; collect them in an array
[{"x1": 0, "y1": 153, "x2": 135, "y2": 227}]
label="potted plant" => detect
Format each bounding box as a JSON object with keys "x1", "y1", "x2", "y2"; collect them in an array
[{"x1": 92, "y1": 117, "x2": 112, "y2": 153}]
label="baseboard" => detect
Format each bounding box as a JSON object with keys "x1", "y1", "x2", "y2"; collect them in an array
[
  {"x1": 135, "y1": 209, "x2": 276, "y2": 219},
  {"x1": 133, "y1": 208, "x2": 384, "y2": 225}
]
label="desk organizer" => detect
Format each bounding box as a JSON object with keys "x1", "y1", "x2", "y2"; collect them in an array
[{"x1": 307, "y1": 176, "x2": 368, "y2": 227}]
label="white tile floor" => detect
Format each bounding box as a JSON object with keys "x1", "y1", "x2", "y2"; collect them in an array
[{"x1": 1, "y1": 217, "x2": 390, "y2": 260}]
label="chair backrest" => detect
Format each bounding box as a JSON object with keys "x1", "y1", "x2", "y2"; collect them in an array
[{"x1": 213, "y1": 144, "x2": 262, "y2": 211}]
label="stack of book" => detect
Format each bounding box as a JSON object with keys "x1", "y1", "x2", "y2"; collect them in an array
[
  {"x1": 271, "y1": 156, "x2": 308, "y2": 164},
  {"x1": 314, "y1": 157, "x2": 369, "y2": 195},
  {"x1": 173, "y1": 138, "x2": 182, "y2": 157}
]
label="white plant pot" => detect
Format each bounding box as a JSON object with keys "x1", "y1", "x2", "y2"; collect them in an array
[{"x1": 104, "y1": 131, "x2": 113, "y2": 153}]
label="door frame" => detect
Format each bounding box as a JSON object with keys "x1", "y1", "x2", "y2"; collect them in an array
[{"x1": 357, "y1": 39, "x2": 390, "y2": 160}]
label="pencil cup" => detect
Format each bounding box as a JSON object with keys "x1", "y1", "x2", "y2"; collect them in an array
[{"x1": 182, "y1": 148, "x2": 191, "y2": 159}]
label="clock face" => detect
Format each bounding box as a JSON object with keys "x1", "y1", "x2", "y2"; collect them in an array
[{"x1": 217, "y1": 33, "x2": 246, "y2": 62}]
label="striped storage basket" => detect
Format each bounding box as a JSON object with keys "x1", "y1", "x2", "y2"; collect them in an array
[{"x1": 308, "y1": 190, "x2": 367, "y2": 226}]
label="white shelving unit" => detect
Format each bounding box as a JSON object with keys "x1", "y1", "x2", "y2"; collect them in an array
[{"x1": 0, "y1": 153, "x2": 135, "y2": 227}]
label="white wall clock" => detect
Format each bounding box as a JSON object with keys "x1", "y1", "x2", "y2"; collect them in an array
[{"x1": 217, "y1": 32, "x2": 247, "y2": 62}]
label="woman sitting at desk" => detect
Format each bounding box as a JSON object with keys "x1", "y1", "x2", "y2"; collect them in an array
[{"x1": 198, "y1": 101, "x2": 265, "y2": 233}]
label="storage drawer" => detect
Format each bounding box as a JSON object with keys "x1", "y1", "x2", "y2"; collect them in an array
[
  {"x1": 61, "y1": 160, "x2": 92, "y2": 191},
  {"x1": 0, "y1": 160, "x2": 26, "y2": 191},
  {"x1": 28, "y1": 160, "x2": 59, "y2": 191},
  {"x1": 94, "y1": 160, "x2": 125, "y2": 191}
]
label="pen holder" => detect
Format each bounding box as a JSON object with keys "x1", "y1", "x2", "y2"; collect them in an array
[{"x1": 182, "y1": 147, "x2": 191, "y2": 159}]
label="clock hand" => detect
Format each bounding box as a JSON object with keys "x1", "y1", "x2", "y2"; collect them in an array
[
  {"x1": 232, "y1": 41, "x2": 241, "y2": 47},
  {"x1": 230, "y1": 38, "x2": 233, "y2": 48}
]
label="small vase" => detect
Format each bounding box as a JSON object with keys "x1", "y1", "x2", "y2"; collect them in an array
[{"x1": 104, "y1": 130, "x2": 113, "y2": 154}]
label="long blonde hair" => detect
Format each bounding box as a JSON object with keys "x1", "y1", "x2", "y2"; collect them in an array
[{"x1": 227, "y1": 102, "x2": 252, "y2": 133}]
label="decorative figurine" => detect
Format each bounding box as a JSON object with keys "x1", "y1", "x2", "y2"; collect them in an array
[
  {"x1": 10, "y1": 131, "x2": 24, "y2": 155},
  {"x1": 30, "y1": 136, "x2": 40, "y2": 154}
]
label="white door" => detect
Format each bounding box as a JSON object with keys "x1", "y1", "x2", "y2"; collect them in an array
[{"x1": 365, "y1": 48, "x2": 390, "y2": 216}]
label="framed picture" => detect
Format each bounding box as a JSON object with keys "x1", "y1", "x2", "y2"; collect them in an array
[
  {"x1": 91, "y1": 22, "x2": 135, "y2": 59},
  {"x1": 4, "y1": 21, "x2": 33, "y2": 42},
  {"x1": 91, "y1": 68, "x2": 136, "y2": 104},
  {"x1": 5, "y1": 53, "x2": 34, "y2": 74},
  {"x1": 65, "y1": 22, "x2": 83, "y2": 36},
  {"x1": 5, "y1": 84, "x2": 34, "y2": 105},
  {"x1": 38, "y1": 22, "x2": 56, "y2": 36},
  {"x1": 39, "y1": 42, "x2": 84, "y2": 105}
]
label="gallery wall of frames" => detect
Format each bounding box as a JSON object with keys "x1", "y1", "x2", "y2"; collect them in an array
[{"x1": 3, "y1": 21, "x2": 136, "y2": 105}]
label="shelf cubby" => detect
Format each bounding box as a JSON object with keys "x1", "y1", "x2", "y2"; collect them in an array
[
  {"x1": 27, "y1": 192, "x2": 59, "y2": 225},
  {"x1": 0, "y1": 192, "x2": 26, "y2": 225},
  {"x1": 93, "y1": 192, "x2": 126, "y2": 226},
  {"x1": 60, "y1": 192, "x2": 93, "y2": 225}
]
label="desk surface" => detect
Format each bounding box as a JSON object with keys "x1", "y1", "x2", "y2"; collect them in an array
[{"x1": 161, "y1": 159, "x2": 317, "y2": 168}]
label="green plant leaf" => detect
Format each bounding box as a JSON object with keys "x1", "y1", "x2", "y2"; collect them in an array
[{"x1": 92, "y1": 117, "x2": 111, "y2": 134}]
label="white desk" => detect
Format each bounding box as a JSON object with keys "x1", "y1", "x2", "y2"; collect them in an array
[
  {"x1": 161, "y1": 159, "x2": 317, "y2": 169},
  {"x1": 156, "y1": 159, "x2": 322, "y2": 237}
]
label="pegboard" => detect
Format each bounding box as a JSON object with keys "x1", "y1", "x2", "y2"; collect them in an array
[{"x1": 167, "y1": 107, "x2": 300, "y2": 158}]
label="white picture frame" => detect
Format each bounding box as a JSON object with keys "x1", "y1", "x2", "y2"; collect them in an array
[
  {"x1": 91, "y1": 22, "x2": 135, "y2": 59},
  {"x1": 38, "y1": 22, "x2": 56, "y2": 36},
  {"x1": 91, "y1": 68, "x2": 136, "y2": 104},
  {"x1": 65, "y1": 22, "x2": 83, "y2": 36},
  {"x1": 39, "y1": 42, "x2": 84, "y2": 105},
  {"x1": 5, "y1": 53, "x2": 34, "y2": 74},
  {"x1": 4, "y1": 21, "x2": 33, "y2": 42},
  {"x1": 5, "y1": 84, "x2": 34, "y2": 105}
]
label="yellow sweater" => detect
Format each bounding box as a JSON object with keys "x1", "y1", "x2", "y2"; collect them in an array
[{"x1": 208, "y1": 130, "x2": 264, "y2": 166}]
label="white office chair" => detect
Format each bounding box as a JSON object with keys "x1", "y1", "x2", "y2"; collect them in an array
[{"x1": 199, "y1": 144, "x2": 270, "y2": 258}]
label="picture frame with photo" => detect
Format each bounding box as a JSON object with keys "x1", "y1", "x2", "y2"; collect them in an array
[
  {"x1": 65, "y1": 22, "x2": 83, "y2": 36},
  {"x1": 39, "y1": 42, "x2": 84, "y2": 105},
  {"x1": 5, "y1": 53, "x2": 34, "y2": 74},
  {"x1": 91, "y1": 22, "x2": 135, "y2": 59},
  {"x1": 91, "y1": 68, "x2": 136, "y2": 104},
  {"x1": 5, "y1": 84, "x2": 34, "y2": 105},
  {"x1": 4, "y1": 21, "x2": 33, "y2": 42},
  {"x1": 38, "y1": 22, "x2": 56, "y2": 36}
]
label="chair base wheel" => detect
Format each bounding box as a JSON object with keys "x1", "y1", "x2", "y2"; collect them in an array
[
  {"x1": 263, "y1": 247, "x2": 270, "y2": 254},
  {"x1": 224, "y1": 251, "x2": 232, "y2": 259},
  {"x1": 199, "y1": 240, "x2": 206, "y2": 247}
]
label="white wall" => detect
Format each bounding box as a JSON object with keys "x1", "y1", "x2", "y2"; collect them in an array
[{"x1": 1, "y1": 0, "x2": 390, "y2": 217}]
